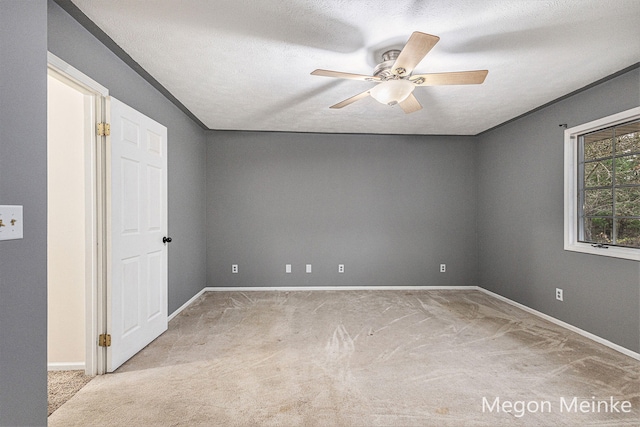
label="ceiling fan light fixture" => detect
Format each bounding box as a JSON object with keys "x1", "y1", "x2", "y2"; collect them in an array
[
  {"x1": 369, "y1": 79, "x2": 415, "y2": 106},
  {"x1": 311, "y1": 32, "x2": 486, "y2": 113}
]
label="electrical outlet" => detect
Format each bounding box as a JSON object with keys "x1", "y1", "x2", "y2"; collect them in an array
[
  {"x1": 440, "y1": 264, "x2": 446, "y2": 273},
  {"x1": 232, "y1": 264, "x2": 238, "y2": 274},
  {"x1": 306, "y1": 264, "x2": 312, "y2": 273},
  {"x1": 338, "y1": 264, "x2": 344, "y2": 273},
  {"x1": 285, "y1": 264, "x2": 291, "y2": 273},
  {"x1": 556, "y1": 288, "x2": 563, "y2": 301}
]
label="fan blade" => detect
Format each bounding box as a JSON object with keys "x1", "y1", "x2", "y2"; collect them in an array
[
  {"x1": 329, "y1": 89, "x2": 371, "y2": 109},
  {"x1": 311, "y1": 69, "x2": 380, "y2": 82},
  {"x1": 391, "y1": 32, "x2": 440, "y2": 77},
  {"x1": 399, "y1": 93, "x2": 422, "y2": 114},
  {"x1": 410, "y1": 70, "x2": 488, "y2": 86}
]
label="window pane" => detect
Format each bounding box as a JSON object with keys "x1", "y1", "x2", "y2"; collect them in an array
[
  {"x1": 583, "y1": 129, "x2": 613, "y2": 160},
  {"x1": 582, "y1": 217, "x2": 613, "y2": 244},
  {"x1": 615, "y1": 186, "x2": 640, "y2": 217},
  {"x1": 614, "y1": 121, "x2": 640, "y2": 154},
  {"x1": 615, "y1": 218, "x2": 640, "y2": 248},
  {"x1": 615, "y1": 154, "x2": 640, "y2": 185},
  {"x1": 584, "y1": 159, "x2": 613, "y2": 187},
  {"x1": 583, "y1": 188, "x2": 612, "y2": 216}
]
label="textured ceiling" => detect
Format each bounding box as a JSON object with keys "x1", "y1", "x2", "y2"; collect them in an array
[{"x1": 69, "y1": 0, "x2": 640, "y2": 135}]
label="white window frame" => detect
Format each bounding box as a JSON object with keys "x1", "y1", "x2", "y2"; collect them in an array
[{"x1": 564, "y1": 106, "x2": 640, "y2": 261}]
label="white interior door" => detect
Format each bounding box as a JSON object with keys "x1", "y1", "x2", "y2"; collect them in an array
[{"x1": 107, "y1": 96, "x2": 168, "y2": 372}]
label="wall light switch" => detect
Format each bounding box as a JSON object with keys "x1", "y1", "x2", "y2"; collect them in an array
[
  {"x1": 306, "y1": 264, "x2": 312, "y2": 273},
  {"x1": 285, "y1": 264, "x2": 292, "y2": 273},
  {"x1": 0, "y1": 205, "x2": 23, "y2": 241}
]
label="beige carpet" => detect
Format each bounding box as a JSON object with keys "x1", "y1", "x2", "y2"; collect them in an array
[
  {"x1": 48, "y1": 370, "x2": 93, "y2": 416},
  {"x1": 49, "y1": 290, "x2": 639, "y2": 426}
]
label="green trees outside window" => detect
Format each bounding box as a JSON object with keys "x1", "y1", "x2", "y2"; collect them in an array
[{"x1": 579, "y1": 120, "x2": 640, "y2": 248}]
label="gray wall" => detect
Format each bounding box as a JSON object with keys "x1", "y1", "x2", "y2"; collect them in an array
[
  {"x1": 207, "y1": 131, "x2": 478, "y2": 288},
  {"x1": 0, "y1": 1, "x2": 48, "y2": 425},
  {"x1": 48, "y1": 0, "x2": 208, "y2": 314},
  {"x1": 477, "y1": 68, "x2": 640, "y2": 353}
]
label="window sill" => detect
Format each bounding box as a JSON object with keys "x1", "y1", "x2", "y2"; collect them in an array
[{"x1": 564, "y1": 241, "x2": 640, "y2": 261}]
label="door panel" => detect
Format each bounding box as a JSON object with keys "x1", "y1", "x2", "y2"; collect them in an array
[{"x1": 107, "y1": 96, "x2": 168, "y2": 372}]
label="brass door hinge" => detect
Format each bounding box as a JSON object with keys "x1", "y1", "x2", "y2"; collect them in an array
[
  {"x1": 98, "y1": 334, "x2": 111, "y2": 347},
  {"x1": 97, "y1": 122, "x2": 111, "y2": 136}
]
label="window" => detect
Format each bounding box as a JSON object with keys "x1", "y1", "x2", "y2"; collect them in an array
[{"x1": 564, "y1": 106, "x2": 640, "y2": 261}]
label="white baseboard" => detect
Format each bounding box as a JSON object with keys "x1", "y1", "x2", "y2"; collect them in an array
[
  {"x1": 477, "y1": 287, "x2": 640, "y2": 361},
  {"x1": 48, "y1": 362, "x2": 85, "y2": 371},
  {"x1": 202, "y1": 285, "x2": 478, "y2": 292},
  {"x1": 174, "y1": 285, "x2": 638, "y2": 360},
  {"x1": 168, "y1": 287, "x2": 208, "y2": 322}
]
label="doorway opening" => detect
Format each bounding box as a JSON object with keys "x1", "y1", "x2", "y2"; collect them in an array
[
  {"x1": 47, "y1": 72, "x2": 88, "y2": 371},
  {"x1": 47, "y1": 52, "x2": 108, "y2": 376}
]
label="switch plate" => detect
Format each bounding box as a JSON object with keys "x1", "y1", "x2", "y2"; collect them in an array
[
  {"x1": 285, "y1": 264, "x2": 292, "y2": 273},
  {"x1": 232, "y1": 264, "x2": 238, "y2": 273},
  {"x1": 0, "y1": 205, "x2": 23, "y2": 241},
  {"x1": 338, "y1": 264, "x2": 344, "y2": 273},
  {"x1": 440, "y1": 264, "x2": 446, "y2": 273},
  {"x1": 306, "y1": 264, "x2": 312, "y2": 273}
]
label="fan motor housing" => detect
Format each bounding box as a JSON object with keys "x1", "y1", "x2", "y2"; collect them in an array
[{"x1": 373, "y1": 50, "x2": 403, "y2": 80}]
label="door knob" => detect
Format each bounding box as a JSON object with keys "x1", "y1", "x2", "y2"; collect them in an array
[{"x1": 163, "y1": 236, "x2": 172, "y2": 244}]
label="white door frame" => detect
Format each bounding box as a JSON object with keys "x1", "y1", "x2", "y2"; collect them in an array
[{"x1": 47, "y1": 52, "x2": 109, "y2": 375}]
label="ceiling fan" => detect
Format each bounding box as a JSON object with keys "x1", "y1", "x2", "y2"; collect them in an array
[{"x1": 311, "y1": 32, "x2": 488, "y2": 114}]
